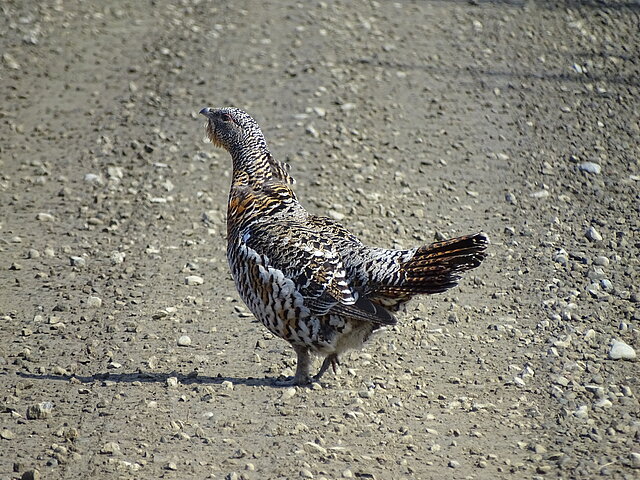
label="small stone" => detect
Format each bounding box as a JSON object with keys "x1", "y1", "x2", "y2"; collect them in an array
[
  {"x1": 69, "y1": 256, "x2": 86, "y2": 267},
  {"x1": 221, "y1": 380, "x2": 234, "y2": 390},
  {"x1": 300, "y1": 469, "x2": 314, "y2": 478},
  {"x1": 305, "y1": 124, "x2": 319, "y2": 138},
  {"x1": 100, "y1": 442, "x2": 121, "y2": 455},
  {"x1": 609, "y1": 340, "x2": 636, "y2": 360},
  {"x1": 111, "y1": 251, "x2": 126, "y2": 264},
  {"x1": 36, "y1": 212, "x2": 55, "y2": 222},
  {"x1": 593, "y1": 256, "x2": 609, "y2": 266},
  {"x1": 572, "y1": 405, "x2": 589, "y2": 419},
  {"x1": 21, "y1": 470, "x2": 40, "y2": 480},
  {"x1": 281, "y1": 387, "x2": 296, "y2": 400},
  {"x1": 84, "y1": 173, "x2": 102, "y2": 183},
  {"x1": 328, "y1": 210, "x2": 345, "y2": 221},
  {"x1": 448, "y1": 460, "x2": 460, "y2": 468},
  {"x1": 533, "y1": 444, "x2": 547, "y2": 454},
  {"x1": 303, "y1": 442, "x2": 327, "y2": 455},
  {"x1": 26, "y1": 402, "x2": 53, "y2": 420},
  {"x1": 630, "y1": 452, "x2": 640, "y2": 469},
  {"x1": 3, "y1": 53, "x2": 21, "y2": 69},
  {"x1": 165, "y1": 462, "x2": 178, "y2": 471},
  {"x1": 87, "y1": 296, "x2": 102, "y2": 308},
  {"x1": 505, "y1": 192, "x2": 517, "y2": 205},
  {"x1": 552, "y1": 249, "x2": 568, "y2": 265},
  {"x1": 166, "y1": 377, "x2": 179, "y2": 388},
  {"x1": 184, "y1": 275, "x2": 204, "y2": 286},
  {"x1": 579, "y1": 162, "x2": 601, "y2": 174},
  {"x1": 1, "y1": 428, "x2": 15, "y2": 440},
  {"x1": 27, "y1": 249, "x2": 40, "y2": 259},
  {"x1": 600, "y1": 279, "x2": 613, "y2": 290},
  {"x1": 530, "y1": 190, "x2": 550, "y2": 199},
  {"x1": 177, "y1": 335, "x2": 191, "y2": 347},
  {"x1": 585, "y1": 226, "x2": 602, "y2": 242}
]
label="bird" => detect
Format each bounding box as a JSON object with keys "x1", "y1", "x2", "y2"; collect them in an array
[{"x1": 199, "y1": 106, "x2": 489, "y2": 385}]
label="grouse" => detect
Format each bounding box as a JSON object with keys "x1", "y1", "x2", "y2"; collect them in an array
[{"x1": 199, "y1": 106, "x2": 489, "y2": 385}]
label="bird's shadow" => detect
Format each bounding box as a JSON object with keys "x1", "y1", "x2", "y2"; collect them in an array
[{"x1": 16, "y1": 370, "x2": 296, "y2": 389}]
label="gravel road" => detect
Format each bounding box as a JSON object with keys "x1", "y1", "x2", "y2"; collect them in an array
[{"x1": 1, "y1": 1, "x2": 638, "y2": 479}]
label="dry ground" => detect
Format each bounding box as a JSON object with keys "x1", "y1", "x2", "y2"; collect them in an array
[{"x1": 1, "y1": 1, "x2": 638, "y2": 479}]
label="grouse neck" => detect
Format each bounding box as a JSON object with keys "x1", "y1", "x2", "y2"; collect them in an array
[{"x1": 229, "y1": 143, "x2": 274, "y2": 186}]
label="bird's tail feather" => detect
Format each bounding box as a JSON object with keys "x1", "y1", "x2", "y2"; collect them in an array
[{"x1": 374, "y1": 232, "x2": 489, "y2": 297}]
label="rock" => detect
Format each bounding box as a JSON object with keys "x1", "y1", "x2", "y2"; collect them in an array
[
  {"x1": 585, "y1": 226, "x2": 602, "y2": 242},
  {"x1": 166, "y1": 377, "x2": 179, "y2": 388},
  {"x1": 630, "y1": 452, "x2": 640, "y2": 469},
  {"x1": 111, "y1": 251, "x2": 126, "y2": 264},
  {"x1": 21, "y1": 470, "x2": 40, "y2": 480},
  {"x1": 552, "y1": 249, "x2": 568, "y2": 265},
  {"x1": 593, "y1": 256, "x2": 609, "y2": 266},
  {"x1": 572, "y1": 405, "x2": 589, "y2": 419},
  {"x1": 328, "y1": 210, "x2": 345, "y2": 221},
  {"x1": 281, "y1": 387, "x2": 296, "y2": 400},
  {"x1": 300, "y1": 469, "x2": 314, "y2": 478},
  {"x1": 26, "y1": 402, "x2": 53, "y2": 420},
  {"x1": 609, "y1": 340, "x2": 636, "y2": 360},
  {"x1": 448, "y1": 460, "x2": 460, "y2": 468},
  {"x1": 177, "y1": 335, "x2": 191, "y2": 347},
  {"x1": 69, "y1": 256, "x2": 86, "y2": 267},
  {"x1": 1, "y1": 428, "x2": 15, "y2": 440},
  {"x1": 303, "y1": 442, "x2": 327, "y2": 455},
  {"x1": 579, "y1": 162, "x2": 601, "y2": 174},
  {"x1": 184, "y1": 275, "x2": 204, "y2": 285},
  {"x1": 87, "y1": 296, "x2": 102, "y2": 308},
  {"x1": 36, "y1": 213, "x2": 55, "y2": 222},
  {"x1": 100, "y1": 442, "x2": 121, "y2": 455},
  {"x1": 530, "y1": 190, "x2": 549, "y2": 199},
  {"x1": 3, "y1": 53, "x2": 21, "y2": 70}
]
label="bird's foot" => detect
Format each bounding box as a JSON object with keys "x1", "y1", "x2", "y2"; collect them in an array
[{"x1": 313, "y1": 354, "x2": 340, "y2": 382}]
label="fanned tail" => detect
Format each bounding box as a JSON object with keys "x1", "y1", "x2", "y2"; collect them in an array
[{"x1": 374, "y1": 232, "x2": 489, "y2": 297}]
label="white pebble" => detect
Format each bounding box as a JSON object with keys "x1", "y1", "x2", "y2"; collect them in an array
[
  {"x1": 184, "y1": 275, "x2": 204, "y2": 285},
  {"x1": 579, "y1": 162, "x2": 601, "y2": 174},
  {"x1": 84, "y1": 173, "x2": 102, "y2": 183},
  {"x1": 572, "y1": 405, "x2": 589, "y2": 419},
  {"x1": 111, "y1": 251, "x2": 126, "y2": 264},
  {"x1": 69, "y1": 256, "x2": 86, "y2": 267},
  {"x1": 166, "y1": 377, "x2": 179, "y2": 388},
  {"x1": 37, "y1": 212, "x2": 55, "y2": 222},
  {"x1": 609, "y1": 340, "x2": 636, "y2": 360},
  {"x1": 87, "y1": 296, "x2": 102, "y2": 308},
  {"x1": 177, "y1": 335, "x2": 191, "y2": 347},
  {"x1": 585, "y1": 226, "x2": 602, "y2": 242}
]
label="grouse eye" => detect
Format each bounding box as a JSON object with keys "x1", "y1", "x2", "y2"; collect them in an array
[{"x1": 220, "y1": 113, "x2": 234, "y2": 123}]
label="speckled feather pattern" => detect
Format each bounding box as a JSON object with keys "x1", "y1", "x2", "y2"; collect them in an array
[{"x1": 200, "y1": 106, "x2": 489, "y2": 383}]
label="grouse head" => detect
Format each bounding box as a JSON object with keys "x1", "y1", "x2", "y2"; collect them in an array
[{"x1": 199, "y1": 107, "x2": 267, "y2": 153}]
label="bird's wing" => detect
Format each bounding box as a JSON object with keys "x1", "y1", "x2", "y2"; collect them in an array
[{"x1": 239, "y1": 219, "x2": 395, "y2": 325}]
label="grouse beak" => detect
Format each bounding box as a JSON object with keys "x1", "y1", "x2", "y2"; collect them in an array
[{"x1": 199, "y1": 107, "x2": 212, "y2": 117}]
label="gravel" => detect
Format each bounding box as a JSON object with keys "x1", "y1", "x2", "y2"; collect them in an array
[{"x1": 0, "y1": 1, "x2": 638, "y2": 479}]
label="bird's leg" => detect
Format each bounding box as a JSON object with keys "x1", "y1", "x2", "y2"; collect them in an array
[
  {"x1": 292, "y1": 345, "x2": 312, "y2": 385},
  {"x1": 313, "y1": 354, "x2": 340, "y2": 382}
]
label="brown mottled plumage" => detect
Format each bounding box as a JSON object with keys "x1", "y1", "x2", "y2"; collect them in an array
[{"x1": 199, "y1": 106, "x2": 489, "y2": 385}]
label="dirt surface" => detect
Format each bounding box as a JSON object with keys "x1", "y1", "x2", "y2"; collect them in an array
[{"x1": 1, "y1": 1, "x2": 639, "y2": 479}]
